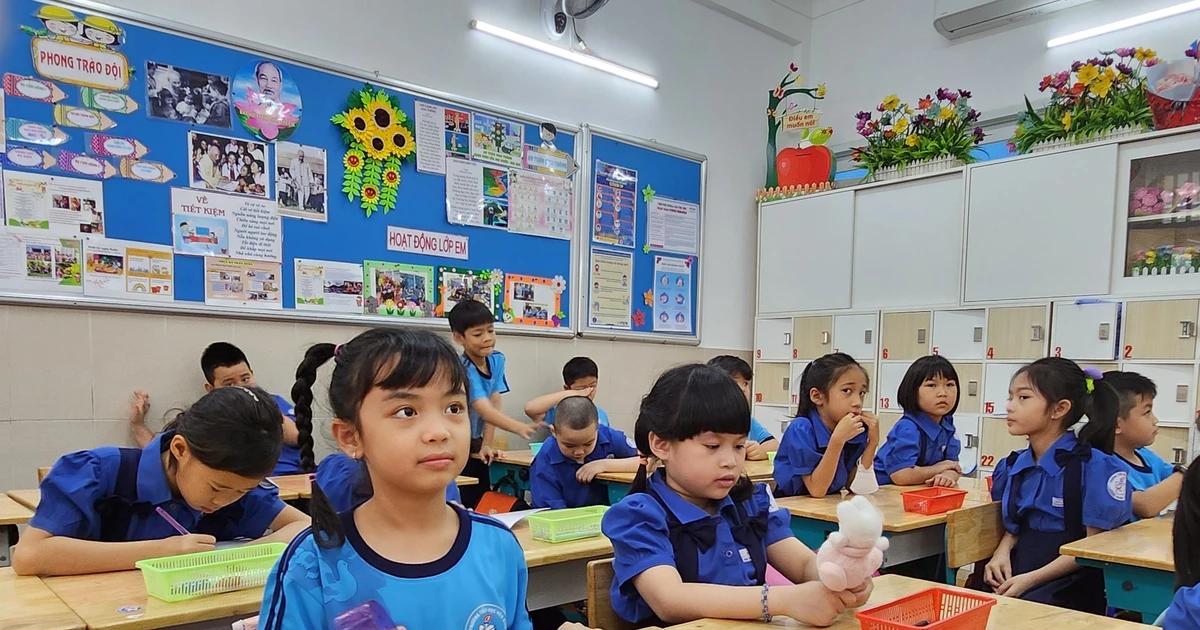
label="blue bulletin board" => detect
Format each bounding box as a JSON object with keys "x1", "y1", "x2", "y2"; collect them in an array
[
  {"x1": 579, "y1": 126, "x2": 706, "y2": 344},
  {"x1": 0, "y1": 0, "x2": 578, "y2": 334}
]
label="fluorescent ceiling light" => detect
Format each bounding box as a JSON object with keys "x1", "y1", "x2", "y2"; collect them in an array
[
  {"x1": 1048, "y1": 1, "x2": 1200, "y2": 48},
  {"x1": 470, "y1": 20, "x2": 659, "y2": 89}
]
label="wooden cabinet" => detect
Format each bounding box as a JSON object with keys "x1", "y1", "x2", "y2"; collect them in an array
[
  {"x1": 754, "y1": 362, "x2": 792, "y2": 405},
  {"x1": 1128, "y1": 363, "x2": 1196, "y2": 426},
  {"x1": 852, "y1": 174, "x2": 964, "y2": 309},
  {"x1": 1148, "y1": 426, "x2": 1192, "y2": 465},
  {"x1": 932, "y1": 309, "x2": 986, "y2": 360},
  {"x1": 1051, "y1": 301, "x2": 1120, "y2": 361},
  {"x1": 789, "y1": 361, "x2": 809, "y2": 408},
  {"x1": 758, "y1": 192, "x2": 854, "y2": 313},
  {"x1": 986, "y1": 306, "x2": 1047, "y2": 360},
  {"x1": 983, "y1": 363, "x2": 1024, "y2": 417},
  {"x1": 954, "y1": 363, "x2": 984, "y2": 415},
  {"x1": 877, "y1": 411, "x2": 904, "y2": 451},
  {"x1": 1123, "y1": 299, "x2": 1199, "y2": 360},
  {"x1": 793, "y1": 316, "x2": 833, "y2": 360},
  {"x1": 755, "y1": 318, "x2": 793, "y2": 361},
  {"x1": 832, "y1": 313, "x2": 878, "y2": 362},
  {"x1": 881, "y1": 311, "x2": 931, "y2": 361},
  {"x1": 979, "y1": 416, "x2": 1028, "y2": 471},
  {"x1": 964, "y1": 144, "x2": 1118, "y2": 302},
  {"x1": 876, "y1": 361, "x2": 912, "y2": 413}
]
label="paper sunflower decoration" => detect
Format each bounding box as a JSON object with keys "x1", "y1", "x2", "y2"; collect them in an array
[{"x1": 330, "y1": 84, "x2": 416, "y2": 216}]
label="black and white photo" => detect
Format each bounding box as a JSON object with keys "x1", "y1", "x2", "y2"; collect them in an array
[
  {"x1": 146, "y1": 61, "x2": 231, "y2": 128},
  {"x1": 275, "y1": 141, "x2": 327, "y2": 221}
]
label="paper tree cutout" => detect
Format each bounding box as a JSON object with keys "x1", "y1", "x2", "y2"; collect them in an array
[
  {"x1": 330, "y1": 84, "x2": 416, "y2": 216},
  {"x1": 632, "y1": 309, "x2": 646, "y2": 327},
  {"x1": 642, "y1": 185, "x2": 656, "y2": 203}
]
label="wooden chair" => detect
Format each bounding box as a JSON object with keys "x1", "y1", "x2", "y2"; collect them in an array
[
  {"x1": 36, "y1": 467, "x2": 51, "y2": 483},
  {"x1": 587, "y1": 558, "x2": 638, "y2": 630},
  {"x1": 944, "y1": 501, "x2": 1004, "y2": 584}
]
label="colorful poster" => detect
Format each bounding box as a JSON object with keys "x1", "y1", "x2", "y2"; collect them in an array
[
  {"x1": 294, "y1": 258, "x2": 363, "y2": 313},
  {"x1": 170, "y1": 188, "x2": 281, "y2": 261},
  {"x1": 587, "y1": 248, "x2": 633, "y2": 329},
  {"x1": 438, "y1": 266, "x2": 499, "y2": 319},
  {"x1": 592, "y1": 160, "x2": 637, "y2": 248},
  {"x1": 0, "y1": 233, "x2": 82, "y2": 293},
  {"x1": 471, "y1": 112, "x2": 523, "y2": 168},
  {"x1": 2, "y1": 170, "x2": 104, "y2": 236},
  {"x1": 444, "y1": 107, "x2": 471, "y2": 159},
  {"x1": 386, "y1": 225, "x2": 469, "y2": 260},
  {"x1": 503, "y1": 274, "x2": 563, "y2": 327},
  {"x1": 647, "y1": 197, "x2": 700, "y2": 255},
  {"x1": 275, "y1": 142, "x2": 326, "y2": 221},
  {"x1": 145, "y1": 62, "x2": 231, "y2": 128},
  {"x1": 363, "y1": 261, "x2": 434, "y2": 317},
  {"x1": 204, "y1": 257, "x2": 282, "y2": 309},
  {"x1": 446, "y1": 160, "x2": 483, "y2": 226},
  {"x1": 83, "y1": 237, "x2": 173, "y2": 301},
  {"x1": 414, "y1": 101, "x2": 446, "y2": 175},
  {"x1": 523, "y1": 144, "x2": 574, "y2": 178},
  {"x1": 508, "y1": 170, "x2": 573, "y2": 240},
  {"x1": 231, "y1": 60, "x2": 302, "y2": 142},
  {"x1": 188, "y1": 131, "x2": 269, "y2": 198},
  {"x1": 652, "y1": 255, "x2": 693, "y2": 333}
]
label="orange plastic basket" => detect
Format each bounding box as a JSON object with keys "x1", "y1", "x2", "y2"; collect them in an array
[
  {"x1": 900, "y1": 488, "x2": 968, "y2": 515},
  {"x1": 855, "y1": 588, "x2": 997, "y2": 630}
]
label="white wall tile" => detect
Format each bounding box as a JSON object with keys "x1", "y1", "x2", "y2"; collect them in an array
[{"x1": 9, "y1": 309, "x2": 92, "y2": 420}]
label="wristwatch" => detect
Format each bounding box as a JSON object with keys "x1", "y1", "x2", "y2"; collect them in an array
[{"x1": 1175, "y1": 463, "x2": 1188, "y2": 476}]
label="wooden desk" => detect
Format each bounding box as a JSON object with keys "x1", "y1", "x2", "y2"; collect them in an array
[
  {"x1": 512, "y1": 520, "x2": 613, "y2": 610},
  {"x1": 0, "y1": 567, "x2": 85, "y2": 630},
  {"x1": 0, "y1": 495, "x2": 33, "y2": 568},
  {"x1": 268, "y1": 474, "x2": 481, "y2": 501},
  {"x1": 7, "y1": 489, "x2": 39, "y2": 511},
  {"x1": 1060, "y1": 516, "x2": 1175, "y2": 621},
  {"x1": 599, "y1": 459, "x2": 777, "y2": 504},
  {"x1": 472, "y1": 450, "x2": 536, "y2": 497},
  {"x1": 662, "y1": 574, "x2": 1145, "y2": 629},
  {"x1": 43, "y1": 569, "x2": 260, "y2": 630}
]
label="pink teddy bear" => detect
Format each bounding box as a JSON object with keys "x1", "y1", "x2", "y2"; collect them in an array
[{"x1": 815, "y1": 495, "x2": 888, "y2": 592}]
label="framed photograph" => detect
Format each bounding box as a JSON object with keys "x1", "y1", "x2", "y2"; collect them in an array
[
  {"x1": 275, "y1": 142, "x2": 326, "y2": 221},
  {"x1": 145, "y1": 61, "x2": 231, "y2": 128},
  {"x1": 188, "y1": 131, "x2": 270, "y2": 199}
]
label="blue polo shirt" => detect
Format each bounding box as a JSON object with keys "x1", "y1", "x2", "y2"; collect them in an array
[
  {"x1": 462, "y1": 352, "x2": 511, "y2": 439},
  {"x1": 1117, "y1": 447, "x2": 1175, "y2": 493},
  {"x1": 749, "y1": 418, "x2": 774, "y2": 444},
  {"x1": 1164, "y1": 584, "x2": 1200, "y2": 630},
  {"x1": 31, "y1": 432, "x2": 286, "y2": 542},
  {"x1": 990, "y1": 431, "x2": 1131, "y2": 534},
  {"x1": 773, "y1": 411, "x2": 868, "y2": 497},
  {"x1": 873, "y1": 412, "x2": 961, "y2": 485},
  {"x1": 315, "y1": 453, "x2": 461, "y2": 512},
  {"x1": 529, "y1": 424, "x2": 637, "y2": 509},
  {"x1": 543, "y1": 404, "x2": 610, "y2": 427},
  {"x1": 272, "y1": 393, "x2": 303, "y2": 475},
  {"x1": 601, "y1": 472, "x2": 792, "y2": 623}
]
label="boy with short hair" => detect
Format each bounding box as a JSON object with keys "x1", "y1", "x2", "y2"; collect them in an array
[
  {"x1": 529, "y1": 397, "x2": 639, "y2": 509},
  {"x1": 524, "y1": 356, "x2": 610, "y2": 427},
  {"x1": 127, "y1": 341, "x2": 303, "y2": 475},
  {"x1": 707, "y1": 355, "x2": 779, "y2": 460},
  {"x1": 1106, "y1": 370, "x2": 1185, "y2": 519}
]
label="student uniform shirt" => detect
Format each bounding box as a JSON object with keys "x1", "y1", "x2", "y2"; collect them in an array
[
  {"x1": 31, "y1": 432, "x2": 285, "y2": 542},
  {"x1": 258, "y1": 506, "x2": 532, "y2": 630},
  {"x1": 272, "y1": 394, "x2": 303, "y2": 476},
  {"x1": 315, "y1": 452, "x2": 460, "y2": 513},
  {"x1": 543, "y1": 404, "x2": 610, "y2": 427},
  {"x1": 462, "y1": 352, "x2": 511, "y2": 439},
  {"x1": 600, "y1": 472, "x2": 792, "y2": 623},
  {"x1": 772, "y1": 411, "x2": 868, "y2": 497},
  {"x1": 749, "y1": 418, "x2": 774, "y2": 444},
  {"x1": 1164, "y1": 584, "x2": 1200, "y2": 630},
  {"x1": 989, "y1": 431, "x2": 1131, "y2": 534},
  {"x1": 529, "y1": 424, "x2": 637, "y2": 509},
  {"x1": 872, "y1": 412, "x2": 961, "y2": 485},
  {"x1": 1118, "y1": 447, "x2": 1175, "y2": 493}
]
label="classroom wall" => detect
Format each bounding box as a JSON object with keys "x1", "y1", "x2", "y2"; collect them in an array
[
  {"x1": 92, "y1": 0, "x2": 792, "y2": 351},
  {"x1": 807, "y1": 0, "x2": 1200, "y2": 152},
  {"x1": 0, "y1": 305, "x2": 749, "y2": 492}
]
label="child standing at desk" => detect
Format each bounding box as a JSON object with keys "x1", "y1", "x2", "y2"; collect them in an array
[
  {"x1": 773, "y1": 353, "x2": 879, "y2": 497},
  {"x1": 601, "y1": 363, "x2": 871, "y2": 626},
  {"x1": 525, "y1": 356, "x2": 611, "y2": 427},
  {"x1": 529, "y1": 397, "x2": 639, "y2": 509},
  {"x1": 1163, "y1": 459, "x2": 1200, "y2": 628},
  {"x1": 984, "y1": 359, "x2": 1132, "y2": 615},
  {"x1": 708, "y1": 355, "x2": 780, "y2": 460},
  {"x1": 13, "y1": 387, "x2": 310, "y2": 576},
  {"x1": 873, "y1": 356, "x2": 963, "y2": 487},
  {"x1": 1104, "y1": 371, "x2": 1185, "y2": 520}
]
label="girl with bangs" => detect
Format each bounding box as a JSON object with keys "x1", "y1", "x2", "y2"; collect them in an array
[
  {"x1": 873, "y1": 356, "x2": 964, "y2": 487},
  {"x1": 601, "y1": 363, "x2": 873, "y2": 627}
]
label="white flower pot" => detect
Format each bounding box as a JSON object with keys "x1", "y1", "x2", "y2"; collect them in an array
[
  {"x1": 870, "y1": 156, "x2": 964, "y2": 183},
  {"x1": 1029, "y1": 125, "x2": 1145, "y2": 153}
]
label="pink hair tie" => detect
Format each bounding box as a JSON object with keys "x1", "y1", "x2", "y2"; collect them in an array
[{"x1": 334, "y1": 344, "x2": 343, "y2": 356}]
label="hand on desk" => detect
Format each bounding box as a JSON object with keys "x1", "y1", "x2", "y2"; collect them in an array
[
  {"x1": 577, "y1": 460, "x2": 607, "y2": 483},
  {"x1": 927, "y1": 463, "x2": 962, "y2": 488},
  {"x1": 774, "y1": 580, "x2": 868, "y2": 627},
  {"x1": 479, "y1": 445, "x2": 504, "y2": 464},
  {"x1": 166, "y1": 533, "x2": 216, "y2": 556},
  {"x1": 745, "y1": 440, "x2": 767, "y2": 461}
]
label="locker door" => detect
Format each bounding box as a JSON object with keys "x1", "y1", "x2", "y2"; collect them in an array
[
  {"x1": 754, "y1": 405, "x2": 794, "y2": 439},
  {"x1": 979, "y1": 416, "x2": 1028, "y2": 472},
  {"x1": 755, "y1": 318, "x2": 794, "y2": 361},
  {"x1": 955, "y1": 363, "x2": 984, "y2": 415},
  {"x1": 789, "y1": 361, "x2": 810, "y2": 409},
  {"x1": 754, "y1": 362, "x2": 791, "y2": 405},
  {"x1": 986, "y1": 305, "x2": 1047, "y2": 360},
  {"x1": 1128, "y1": 363, "x2": 1195, "y2": 425},
  {"x1": 983, "y1": 363, "x2": 1024, "y2": 417},
  {"x1": 876, "y1": 362, "x2": 912, "y2": 414},
  {"x1": 1147, "y1": 426, "x2": 1191, "y2": 465},
  {"x1": 1051, "y1": 301, "x2": 1120, "y2": 361},
  {"x1": 956, "y1": 415, "x2": 981, "y2": 475},
  {"x1": 793, "y1": 316, "x2": 833, "y2": 360},
  {"x1": 833, "y1": 313, "x2": 878, "y2": 362},
  {"x1": 877, "y1": 411, "x2": 904, "y2": 451},
  {"x1": 931, "y1": 310, "x2": 986, "y2": 360},
  {"x1": 880, "y1": 311, "x2": 931, "y2": 361},
  {"x1": 1124, "y1": 300, "x2": 1200, "y2": 360}
]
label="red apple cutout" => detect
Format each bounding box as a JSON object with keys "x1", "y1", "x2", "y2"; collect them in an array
[{"x1": 776, "y1": 145, "x2": 833, "y2": 188}]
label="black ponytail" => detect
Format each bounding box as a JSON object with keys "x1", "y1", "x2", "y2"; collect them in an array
[
  {"x1": 1017, "y1": 359, "x2": 1118, "y2": 454},
  {"x1": 291, "y1": 343, "x2": 339, "y2": 547},
  {"x1": 1174, "y1": 456, "x2": 1200, "y2": 590},
  {"x1": 163, "y1": 386, "x2": 282, "y2": 478},
  {"x1": 795, "y1": 352, "x2": 868, "y2": 418}
]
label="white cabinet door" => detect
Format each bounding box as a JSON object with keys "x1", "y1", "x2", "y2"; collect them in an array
[
  {"x1": 956, "y1": 414, "x2": 981, "y2": 475},
  {"x1": 833, "y1": 313, "x2": 878, "y2": 362},
  {"x1": 789, "y1": 361, "x2": 810, "y2": 409},
  {"x1": 1051, "y1": 301, "x2": 1120, "y2": 361},
  {"x1": 759, "y1": 192, "x2": 854, "y2": 313},
  {"x1": 754, "y1": 405, "x2": 794, "y2": 439},
  {"x1": 964, "y1": 145, "x2": 1118, "y2": 302},
  {"x1": 852, "y1": 174, "x2": 964, "y2": 308},
  {"x1": 755, "y1": 318, "x2": 793, "y2": 361},
  {"x1": 876, "y1": 361, "x2": 912, "y2": 414},
  {"x1": 1126, "y1": 363, "x2": 1195, "y2": 426},
  {"x1": 931, "y1": 310, "x2": 987, "y2": 360},
  {"x1": 984, "y1": 363, "x2": 1025, "y2": 417}
]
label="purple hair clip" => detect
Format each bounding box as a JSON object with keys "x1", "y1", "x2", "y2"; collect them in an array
[{"x1": 1082, "y1": 366, "x2": 1103, "y2": 393}]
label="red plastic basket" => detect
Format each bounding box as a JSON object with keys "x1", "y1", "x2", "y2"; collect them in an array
[
  {"x1": 855, "y1": 588, "x2": 997, "y2": 630},
  {"x1": 900, "y1": 488, "x2": 968, "y2": 515}
]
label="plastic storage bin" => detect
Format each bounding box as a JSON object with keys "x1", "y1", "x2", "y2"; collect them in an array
[
  {"x1": 900, "y1": 488, "x2": 968, "y2": 515},
  {"x1": 855, "y1": 588, "x2": 996, "y2": 630},
  {"x1": 527, "y1": 506, "x2": 608, "y2": 543},
  {"x1": 529, "y1": 442, "x2": 544, "y2": 457},
  {"x1": 135, "y1": 542, "x2": 287, "y2": 602}
]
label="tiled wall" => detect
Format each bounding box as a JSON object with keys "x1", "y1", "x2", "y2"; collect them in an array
[{"x1": 0, "y1": 305, "x2": 749, "y2": 492}]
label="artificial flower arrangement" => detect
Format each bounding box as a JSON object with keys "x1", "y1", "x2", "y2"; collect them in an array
[
  {"x1": 1131, "y1": 245, "x2": 1200, "y2": 276},
  {"x1": 1011, "y1": 48, "x2": 1159, "y2": 154},
  {"x1": 1129, "y1": 182, "x2": 1200, "y2": 217},
  {"x1": 331, "y1": 84, "x2": 417, "y2": 216},
  {"x1": 850, "y1": 89, "x2": 984, "y2": 182}
]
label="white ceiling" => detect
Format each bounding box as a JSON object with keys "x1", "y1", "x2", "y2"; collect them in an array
[
  {"x1": 686, "y1": 0, "x2": 866, "y2": 45},
  {"x1": 772, "y1": 0, "x2": 866, "y2": 18}
]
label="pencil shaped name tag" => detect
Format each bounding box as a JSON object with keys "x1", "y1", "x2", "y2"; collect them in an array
[
  {"x1": 80, "y1": 86, "x2": 139, "y2": 113},
  {"x1": 53, "y1": 104, "x2": 116, "y2": 130},
  {"x1": 2, "y1": 146, "x2": 55, "y2": 170},
  {"x1": 3, "y1": 72, "x2": 67, "y2": 103},
  {"x1": 6, "y1": 117, "x2": 70, "y2": 146},
  {"x1": 334, "y1": 600, "x2": 399, "y2": 630},
  {"x1": 58, "y1": 150, "x2": 117, "y2": 179},
  {"x1": 118, "y1": 158, "x2": 176, "y2": 183}
]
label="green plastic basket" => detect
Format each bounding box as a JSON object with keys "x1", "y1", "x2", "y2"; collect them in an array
[
  {"x1": 527, "y1": 506, "x2": 608, "y2": 543},
  {"x1": 134, "y1": 542, "x2": 286, "y2": 602}
]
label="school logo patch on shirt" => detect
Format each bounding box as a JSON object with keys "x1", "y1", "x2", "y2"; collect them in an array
[
  {"x1": 1107, "y1": 471, "x2": 1128, "y2": 501},
  {"x1": 465, "y1": 604, "x2": 507, "y2": 630}
]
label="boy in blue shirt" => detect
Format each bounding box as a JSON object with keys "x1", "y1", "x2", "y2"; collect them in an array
[
  {"x1": 448, "y1": 300, "x2": 541, "y2": 508},
  {"x1": 524, "y1": 356, "x2": 611, "y2": 427},
  {"x1": 127, "y1": 342, "x2": 303, "y2": 475},
  {"x1": 1106, "y1": 370, "x2": 1185, "y2": 520},
  {"x1": 707, "y1": 355, "x2": 779, "y2": 460},
  {"x1": 529, "y1": 397, "x2": 639, "y2": 509}
]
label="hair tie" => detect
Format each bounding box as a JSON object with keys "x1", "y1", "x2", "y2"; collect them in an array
[
  {"x1": 334, "y1": 344, "x2": 343, "y2": 357},
  {"x1": 1082, "y1": 366, "x2": 1104, "y2": 393}
]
